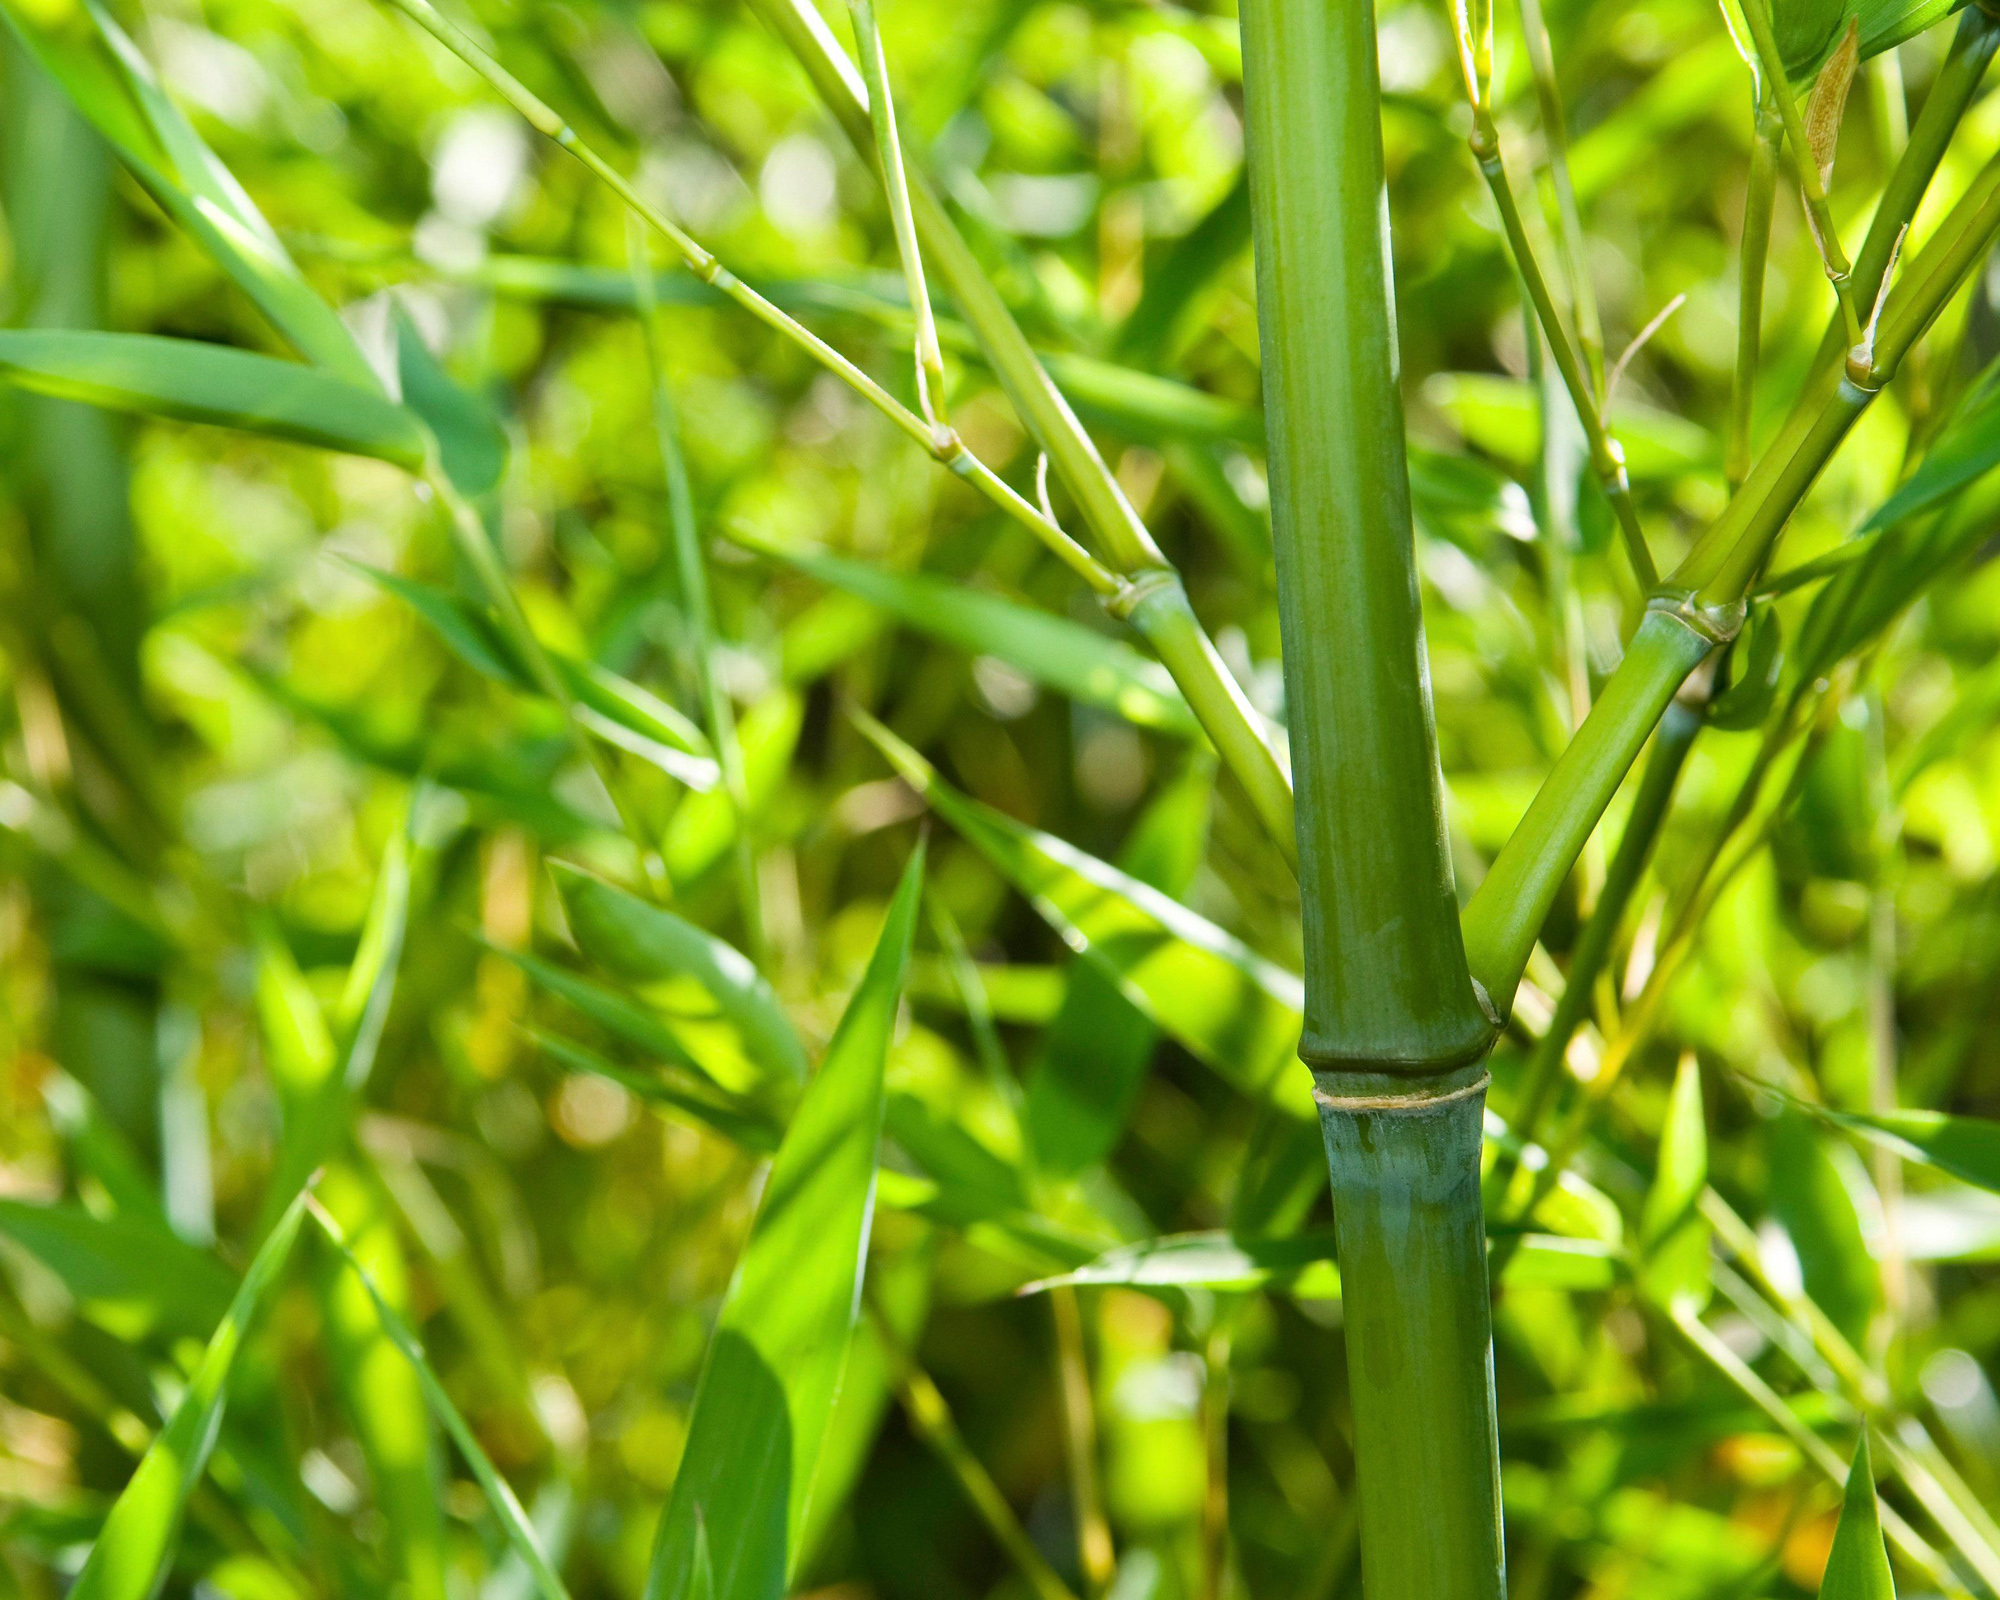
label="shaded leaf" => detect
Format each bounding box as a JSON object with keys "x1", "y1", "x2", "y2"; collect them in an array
[
  {"x1": 0, "y1": 331, "x2": 427, "y2": 465},
  {"x1": 0, "y1": 1200, "x2": 234, "y2": 1341},
  {"x1": 1770, "y1": 1111, "x2": 1881, "y2": 1346},
  {"x1": 1639, "y1": 1056, "x2": 1712, "y2": 1315},
  {"x1": 552, "y1": 862, "x2": 807, "y2": 1086}
]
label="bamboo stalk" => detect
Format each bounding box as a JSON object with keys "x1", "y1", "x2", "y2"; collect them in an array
[{"x1": 1237, "y1": 0, "x2": 1501, "y2": 1592}]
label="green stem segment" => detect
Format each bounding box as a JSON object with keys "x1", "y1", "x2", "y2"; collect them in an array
[
  {"x1": 1238, "y1": 0, "x2": 1500, "y2": 1593},
  {"x1": 1317, "y1": 1070, "x2": 1505, "y2": 1600},
  {"x1": 1728, "y1": 88, "x2": 1780, "y2": 489}
]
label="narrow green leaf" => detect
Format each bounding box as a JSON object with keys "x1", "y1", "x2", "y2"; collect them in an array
[
  {"x1": 1639, "y1": 1056, "x2": 1713, "y2": 1315},
  {"x1": 1863, "y1": 359, "x2": 2000, "y2": 533},
  {"x1": 1821, "y1": 1104, "x2": 2000, "y2": 1194},
  {"x1": 68, "y1": 1187, "x2": 310, "y2": 1600},
  {"x1": 1820, "y1": 1433, "x2": 1895, "y2": 1599},
  {"x1": 1019, "y1": 1230, "x2": 1620, "y2": 1298},
  {"x1": 347, "y1": 563, "x2": 716, "y2": 785},
  {"x1": 857, "y1": 714, "x2": 1311, "y2": 1118},
  {"x1": 314, "y1": 1203, "x2": 571, "y2": 1600},
  {"x1": 552, "y1": 862, "x2": 806, "y2": 1085},
  {"x1": 0, "y1": 331, "x2": 428, "y2": 465},
  {"x1": 2, "y1": 0, "x2": 378, "y2": 387},
  {"x1": 394, "y1": 304, "x2": 507, "y2": 497},
  {"x1": 736, "y1": 531, "x2": 1199, "y2": 737},
  {"x1": 529, "y1": 1029, "x2": 781, "y2": 1154},
  {"x1": 665, "y1": 690, "x2": 803, "y2": 884},
  {"x1": 647, "y1": 846, "x2": 922, "y2": 1600},
  {"x1": 1023, "y1": 759, "x2": 1213, "y2": 1177}
]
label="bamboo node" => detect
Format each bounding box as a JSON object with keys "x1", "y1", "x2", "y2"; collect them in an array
[
  {"x1": 1645, "y1": 585, "x2": 1745, "y2": 646},
  {"x1": 1105, "y1": 568, "x2": 1182, "y2": 623},
  {"x1": 1312, "y1": 1071, "x2": 1491, "y2": 1114}
]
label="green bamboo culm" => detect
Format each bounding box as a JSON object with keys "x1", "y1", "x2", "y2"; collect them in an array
[{"x1": 1235, "y1": 0, "x2": 1503, "y2": 1594}]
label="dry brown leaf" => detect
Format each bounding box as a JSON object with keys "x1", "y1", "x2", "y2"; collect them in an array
[{"x1": 1807, "y1": 19, "x2": 1861, "y2": 190}]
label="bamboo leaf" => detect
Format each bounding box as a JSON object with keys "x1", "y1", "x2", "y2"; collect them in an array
[
  {"x1": 1019, "y1": 1230, "x2": 1620, "y2": 1298},
  {"x1": 1820, "y1": 1433, "x2": 1895, "y2": 1599},
  {"x1": 1861, "y1": 357, "x2": 2000, "y2": 533},
  {"x1": 666, "y1": 691, "x2": 802, "y2": 884},
  {"x1": 1820, "y1": 1104, "x2": 2000, "y2": 1194},
  {"x1": 67, "y1": 1187, "x2": 310, "y2": 1600},
  {"x1": 394, "y1": 304, "x2": 508, "y2": 497},
  {"x1": 0, "y1": 1200, "x2": 235, "y2": 1340},
  {"x1": 734, "y1": 532, "x2": 1199, "y2": 737},
  {"x1": 346, "y1": 563, "x2": 717, "y2": 786},
  {"x1": 529, "y1": 1028, "x2": 781, "y2": 1154},
  {"x1": 646, "y1": 846, "x2": 921, "y2": 1600},
  {"x1": 857, "y1": 714, "x2": 1311, "y2": 1118},
  {"x1": 1639, "y1": 1056, "x2": 1713, "y2": 1315},
  {"x1": 1769, "y1": 1112, "x2": 1881, "y2": 1347},
  {"x1": 0, "y1": 331, "x2": 428, "y2": 465},
  {"x1": 2, "y1": 0, "x2": 378, "y2": 388},
  {"x1": 1022, "y1": 760, "x2": 1213, "y2": 1178},
  {"x1": 551, "y1": 861, "x2": 808, "y2": 1085},
  {"x1": 314, "y1": 1203, "x2": 571, "y2": 1600}
]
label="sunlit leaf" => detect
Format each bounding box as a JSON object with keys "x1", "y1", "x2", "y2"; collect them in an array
[
  {"x1": 645, "y1": 847, "x2": 921, "y2": 1600},
  {"x1": 67, "y1": 1188, "x2": 310, "y2": 1600}
]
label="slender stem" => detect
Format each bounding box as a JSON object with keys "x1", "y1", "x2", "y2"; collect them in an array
[
  {"x1": 1469, "y1": 112, "x2": 1657, "y2": 591},
  {"x1": 1729, "y1": 87, "x2": 1780, "y2": 489},
  {"x1": 1669, "y1": 1308, "x2": 1959, "y2": 1588},
  {"x1": 1736, "y1": 0, "x2": 1859, "y2": 331},
  {"x1": 376, "y1": 0, "x2": 1113, "y2": 597},
  {"x1": 742, "y1": 0, "x2": 1298, "y2": 860},
  {"x1": 1049, "y1": 1286, "x2": 1115, "y2": 1598},
  {"x1": 1465, "y1": 138, "x2": 2000, "y2": 1015},
  {"x1": 1201, "y1": 1320, "x2": 1233, "y2": 1600},
  {"x1": 1484, "y1": 685, "x2": 1703, "y2": 1210},
  {"x1": 844, "y1": 0, "x2": 946, "y2": 426},
  {"x1": 1515, "y1": 0, "x2": 1603, "y2": 389},
  {"x1": 628, "y1": 227, "x2": 764, "y2": 960}
]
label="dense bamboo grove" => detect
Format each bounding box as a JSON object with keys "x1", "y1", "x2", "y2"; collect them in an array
[{"x1": 7, "y1": 0, "x2": 2000, "y2": 1594}]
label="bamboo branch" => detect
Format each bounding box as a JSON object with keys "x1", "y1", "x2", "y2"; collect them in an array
[
  {"x1": 628, "y1": 224, "x2": 764, "y2": 961},
  {"x1": 742, "y1": 0, "x2": 1298, "y2": 862},
  {"x1": 1468, "y1": 112, "x2": 1657, "y2": 592},
  {"x1": 1728, "y1": 87, "x2": 1781, "y2": 489},
  {"x1": 376, "y1": 0, "x2": 1116, "y2": 600}
]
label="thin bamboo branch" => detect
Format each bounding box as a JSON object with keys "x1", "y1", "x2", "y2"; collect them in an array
[
  {"x1": 1736, "y1": 0, "x2": 1861, "y2": 334},
  {"x1": 1469, "y1": 113, "x2": 1657, "y2": 591},
  {"x1": 844, "y1": 0, "x2": 946, "y2": 427},
  {"x1": 1463, "y1": 139, "x2": 2000, "y2": 1018},
  {"x1": 886, "y1": 1338, "x2": 1082, "y2": 1600},
  {"x1": 628, "y1": 225, "x2": 764, "y2": 961},
  {"x1": 1049, "y1": 1286, "x2": 1115, "y2": 1598},
  {"x1": 376, "y1": 0, "x2": 1116, "y2": 600},
  {"x1": 742, "y1": 0, "x2": 1298, "y2": 861},
  {"x1": 1515, "y1": 0, "x2": 1603, "y2": 389},
  {"x1": 1729, "y1": 87, "x2": 1781, "y2": 489}
]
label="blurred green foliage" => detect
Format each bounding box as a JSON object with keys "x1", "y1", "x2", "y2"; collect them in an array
[{"x1": 2, "y1": 0, "x2": 2000, "y2": 1595}]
